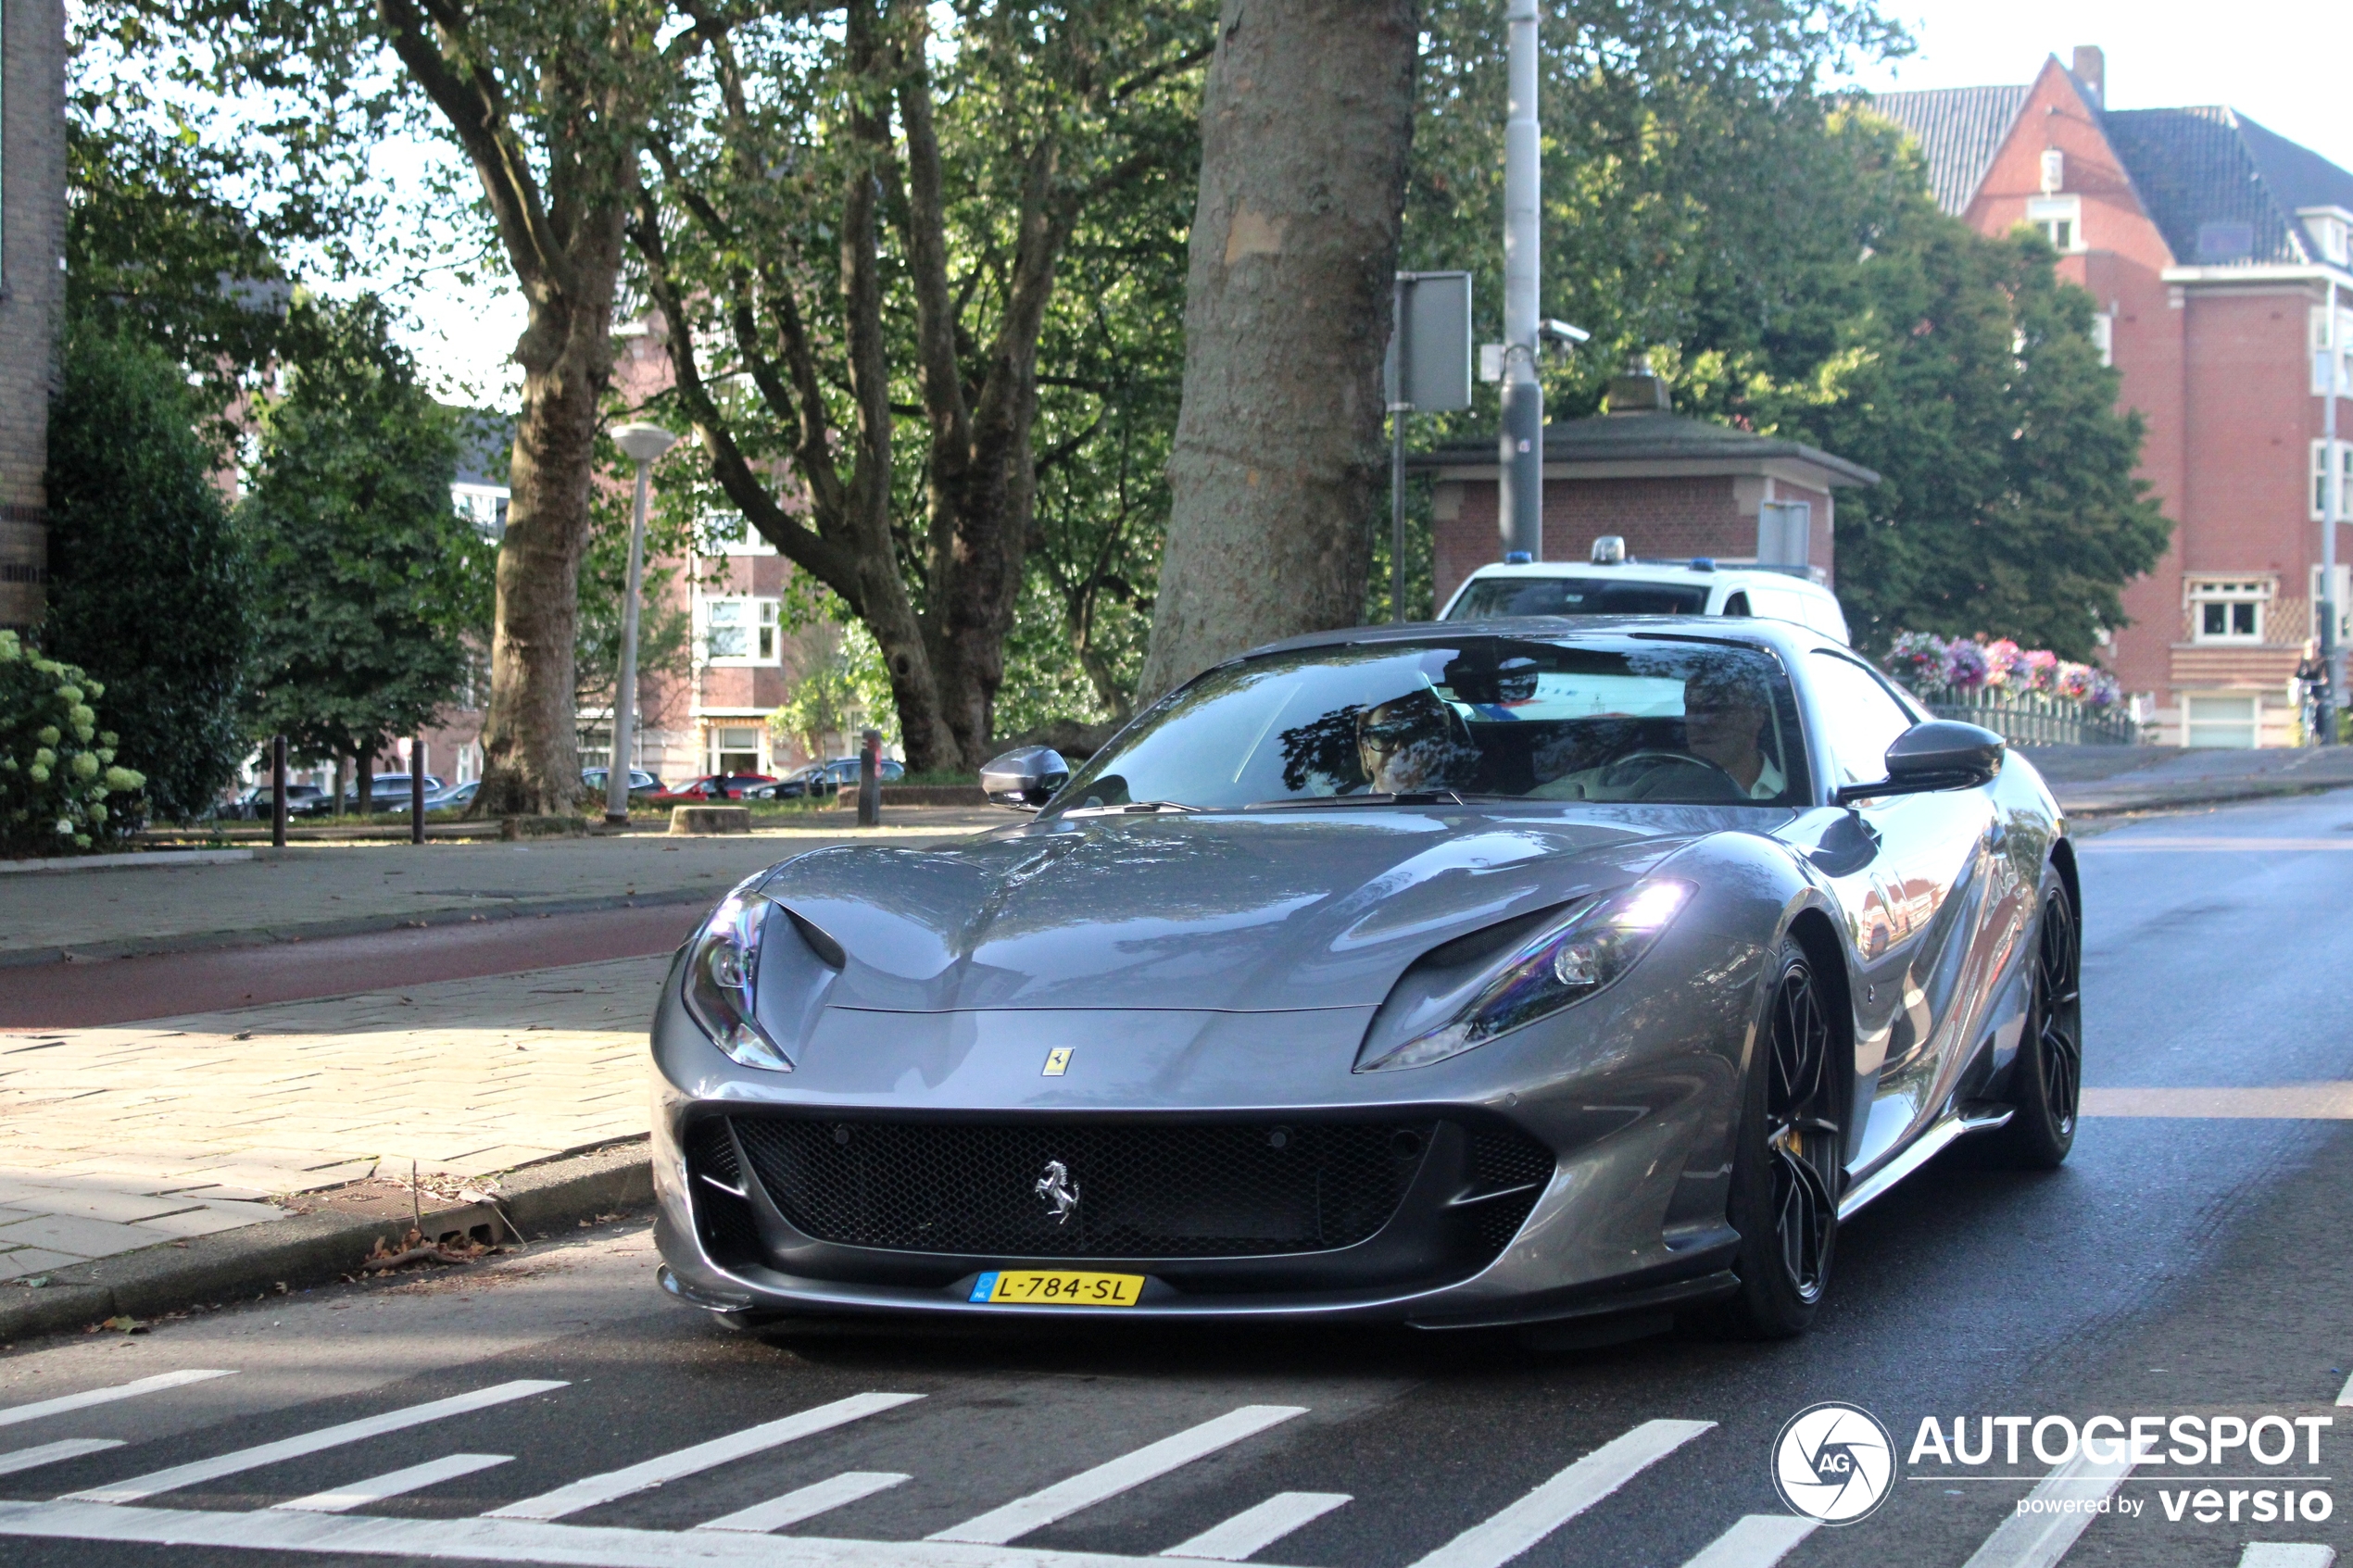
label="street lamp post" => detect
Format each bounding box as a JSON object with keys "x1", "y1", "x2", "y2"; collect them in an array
[{"x1": 608, "y1": 423, "x2": 680, "y2": 824}]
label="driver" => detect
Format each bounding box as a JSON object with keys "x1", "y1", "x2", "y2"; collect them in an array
[
  {"x1": 1680, "y1": 663, "x2": 1785, "y2": 798},
  {"x1": 1355, "y1": 688, "x2": 1477, "y2": 794}
]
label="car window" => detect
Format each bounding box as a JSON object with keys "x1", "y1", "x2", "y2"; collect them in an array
[
  {"x1": 1052, "y1": 634, "x2": 1808, "y2": 811},
  {"x1": 1807, "y1": 651, "x2": 1918, "y2": 787},
  {"x1": 1447, "y1": 576, "x2": 1711, "y2": 619}
]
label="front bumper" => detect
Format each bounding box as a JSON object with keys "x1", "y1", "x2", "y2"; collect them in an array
[{"x1": 648, "y1": 922, "x2": 1761, "y2": 1327}]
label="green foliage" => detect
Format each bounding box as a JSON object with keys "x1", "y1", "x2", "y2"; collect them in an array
[
  {"x1": 1742, "y1": 184, "x2": 2172, "y2": 658},
  {"x1": 769, "y1": 622, "x2": 898, "y2": 762},
  {"x1": 575, "y1": 445, "x2": 695, "y2": 722},
  {"x1": 0, "y1": 634, "x2": 149, "y2": 857},
  {"x1": 43, "y1": 322, "x2": 255, "y2": 822},
  {"x1": 238, "y1": 295, "x2": 486, "y2": 767}
]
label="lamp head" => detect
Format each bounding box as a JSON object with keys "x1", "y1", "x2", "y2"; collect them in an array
[{"x1": 611, "y1": 423, "x2": 680, "y2": 463}]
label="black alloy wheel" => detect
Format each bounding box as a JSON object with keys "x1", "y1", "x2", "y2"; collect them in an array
[
  {"x1": 1987, "y1": 873, "x2": 2082, "y2": 1170},
  {"x1": 1720, "y1": 937, "x2": 1844, "y2": 1338}
]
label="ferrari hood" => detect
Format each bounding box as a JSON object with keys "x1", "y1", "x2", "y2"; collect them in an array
[{"x1": 752, "y1": 807, "x2": 1759, "y2": 1013}]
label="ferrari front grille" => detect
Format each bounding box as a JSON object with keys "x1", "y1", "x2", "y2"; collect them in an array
[{"x1": 726, "y1": 1115, "x2": 1436, "y2": 1259}]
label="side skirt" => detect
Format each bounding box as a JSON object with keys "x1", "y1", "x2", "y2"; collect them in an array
[{"x1": 1835, "y1": 1105, "x2": 2012, "y2": 1222}]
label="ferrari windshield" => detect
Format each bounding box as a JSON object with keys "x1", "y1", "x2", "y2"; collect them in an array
[{"x1": 1052, "y1": 634, "x2": 1807, "y2": 812}]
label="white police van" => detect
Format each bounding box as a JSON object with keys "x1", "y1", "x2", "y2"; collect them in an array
[{"x1": 1438, "y1": 535, "x2": 1851, "y2": 645}]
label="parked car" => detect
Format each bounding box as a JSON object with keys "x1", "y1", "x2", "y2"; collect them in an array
[
  {"x1": 747, "y1": 763, "x2": 830, "y2": 801},
  {"x1": 1441, "y1": 537, "x2": 1851, "y2": 645},
  {"x1": 422, "y1": 779, "x2": 480, "y2": 812},
  {"x1": 234, "y1": 784, "x2": 330, "y2": 820},
  {"x1": 750, "y1": 757, "x2": 907, "y2": 799},
  {"x1": 651, "y1": 774, "x2": 775, "y2": 805},
  {"x1": 654, "y1": 617, "x2": 2075, "y2": 1338},
  {"x1": 350, "y1": 773, "x2": 444, "y2": 812},
  {"x1": 583, "y1": 768, "x2": 665, "y2": 798}
]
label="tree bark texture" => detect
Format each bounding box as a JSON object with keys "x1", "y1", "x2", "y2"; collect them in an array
[{"x1": 1138, "y1": 0, "x2": 1417, "y2": 701}]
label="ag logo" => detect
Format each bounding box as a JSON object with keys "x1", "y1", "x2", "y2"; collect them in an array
[{"x1": 1771, "y1": 1401, "x2": 1895, "y2": 1524}]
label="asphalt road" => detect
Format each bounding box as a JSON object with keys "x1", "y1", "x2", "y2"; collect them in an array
[{"x1": 0, "y1": 791, "x2": 2349, "y2": 1568}]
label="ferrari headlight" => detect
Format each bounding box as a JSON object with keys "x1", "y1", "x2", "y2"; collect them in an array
[
  {"x1": 682, "y1": 887, "x2": 794, "y2": 1072},
  {"x1": 1355, "y1": 879, "x2": 1692, "y2": 1073}
]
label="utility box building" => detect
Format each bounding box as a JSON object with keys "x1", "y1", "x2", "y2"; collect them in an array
[{"x1": 1416, "y1": 368, "x2": 1880, "y2": 614}]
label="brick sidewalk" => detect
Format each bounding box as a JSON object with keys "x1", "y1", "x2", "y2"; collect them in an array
[{"x1": 0, "y1": 954, "x2": 664, "y2": 1283}]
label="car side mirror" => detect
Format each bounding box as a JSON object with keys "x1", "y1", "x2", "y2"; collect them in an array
[
  {"x1": 980, "y1": 746, "x2": 1070, "y2": 810},
  {"x1": 1835, "y1": 721, "x2": 2004, "y2": 806}
]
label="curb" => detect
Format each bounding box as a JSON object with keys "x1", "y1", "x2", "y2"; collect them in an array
[
  {"x1": 0, "y1": 1139, "x2": 655, "y2": 1344},
  {"x1": 0, "y1": 848, "x2": 258, "y2": 876},
  {"x1": 0, "y1": 885, "x2": 722, "y2": 970},
  {"x1": 2058, "y1": 776, "x2": 2353, "y2": 820}
]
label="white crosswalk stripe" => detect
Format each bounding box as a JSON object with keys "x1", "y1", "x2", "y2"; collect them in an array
[
  {"x1": 2337, "y1": 1370, "x2": 2353, "y2": 1407},
  {"x1": 1679, "y1": 1513, "x2": 1819, "y2": 1568},
  {"x1": 0, "y1": 1440, "x2": 123, "y2": 1478},
  {"x1": 1160, "y1": 1491, "x2": 1351, "y2": 1561},
  {"x1": 1404, "y1": 1418, "x2": 1717, "y2": 1568},
  {"x1": 2237, "y1": 1548, "x2": 2335, "y2": 1568},
  {"x1": 1958, "y1": 1443, "x2": 2137, "y2": 1568},
  {"x1": 273, "y1": 1454, "x2": 514, "y2": 1514},
  {"x1": 692, "y1": 1472, "x2": 911, "y2": 1535},
  {"x1": 929, "y1": 1405, "x2": 1307, "y2": 1546},
  {"x1": 0, "y1": 1370, "x2": 234, "y2": 1430},
  {"x1": 485, "y1": 1393, "x2": 922, "y2": 1522},
  {"x1": 62, "y1": 1380, "x2": 565, "y2": 1505}
]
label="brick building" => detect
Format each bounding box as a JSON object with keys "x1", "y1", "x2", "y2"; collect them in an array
[
  {"x1": 1416, "y1": 367, "x2": 1878, "y2": 611},
  {"x1": 0, "y1": 0, "x2": 66, "y2": 633},
  {"x1": 1878, "y1": 47, "x2": 2353, "y2": 746}
]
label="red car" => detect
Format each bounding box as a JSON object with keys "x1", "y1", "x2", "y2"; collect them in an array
[{"x1": 649, "y1": 773, "x2": 775, "y2": 805}]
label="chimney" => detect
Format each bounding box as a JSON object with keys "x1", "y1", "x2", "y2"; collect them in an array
[
  {"x1": 1605, "y1": 358, "x2": 1672, "y2": 415},
  {"x1": 2072, "y1": 45, "x2": 2104, "y2": 108}
]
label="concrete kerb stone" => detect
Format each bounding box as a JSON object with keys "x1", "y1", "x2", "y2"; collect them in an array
[
  {"x1": 0, "y1": 884, "x2": 723, "y2": 970},
  {"x1": 0, "y1": 1138, "x2": 656, "y2": 1344},
  {"x1": 2057, "y1": 776, "x2": 2353, "y2": 820}
]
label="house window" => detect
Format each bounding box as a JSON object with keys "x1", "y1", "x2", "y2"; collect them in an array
[
  {"x1": 2303, "y1": 209, "x2": 2352, "y2": 265},
  {"x1": 711, "y1": 726, "x2": 764, "y2": 775},
  {"x1": 2187, "y1": 579, "x2": 2271, "y2": 643},
  {"x1": 2312, "y1": 441, "x2": 2353, "y2": 519},
  {"x1": 2185, "y1": 694, "x2": 2259, "y2": 749},
  {"x1": 702, "y1": 596, "x2": 781, "y2": 664},
  {"x1": 2091, "y1": 312, "x2": 2114, "y2": 367},
  {"x1": 699, "y1": 509, "x2": 776, "y2": 557},
  {"x1": 2310, "y1": 309, "x2": 2353, "y2": 395},
  {"x1": 2039, "y1": 149, "x2": 2065, "y2": 195},
  {"x1": 2026, "y1": 195, "x2": 2082, "y2": 253},
  {"x1": 2196, "y1": 220, "x2": 2254, "y2": 263}
]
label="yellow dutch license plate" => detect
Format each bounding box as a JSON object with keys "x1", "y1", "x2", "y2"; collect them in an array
[{"x1": 968, "y1": 1270, "x2": 1144, "y2": 1307}]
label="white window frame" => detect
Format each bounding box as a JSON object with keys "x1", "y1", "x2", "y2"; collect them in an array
[
  {"x1": 2311, "y1": 440, "x2": 2353, "y2": 520},
  {"x1": 2300, "y1": 207, "x2": 2353, "y2": 266},
  {"x1": 2091, "y1": 312, "x2": 2114, "y2": 367},
  {"x1": 708, "y1": 723, "x2": 768, "y2": 774},
  {"x1": 2027, "y1": 195, "x2": 2084, "y2": 254},
  {"x1": 698, "y1": 508, "x2": 777, "y2": 557},
  {"x1": 2186, "y1": 578, "x2": 2271, "y2": 644},
  {"x1": 2039, "y1": 149, "x2": 2066, "y2": 195},
  {"x1": 2309, "y1": 308, "x2": 2353, "y2": 395},
  {"x1": 452, "y1": 483, "x2": 510, "y2": 539},
  {"x1": 699, "y1": 596, "x2": 783, "y2": 666}
]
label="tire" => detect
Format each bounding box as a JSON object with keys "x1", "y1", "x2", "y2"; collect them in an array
[
  {"x1": 1719, "y1": 937, "x2": 1844, "y2": 1339},
  {"x1": 1982, "y1": 871, "x2": 2082, "y2": 1171}
]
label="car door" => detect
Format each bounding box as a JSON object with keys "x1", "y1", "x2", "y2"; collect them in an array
[{"x1": 1804, "y1": 650, "x2": 1997, "y2": 1172}]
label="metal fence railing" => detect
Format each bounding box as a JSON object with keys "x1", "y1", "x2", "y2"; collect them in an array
[{"x1": 1921, "y1": 689, "x2": 2142, "y2": 747}]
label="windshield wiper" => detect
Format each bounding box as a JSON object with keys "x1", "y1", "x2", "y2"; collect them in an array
[
  {"x1": 1058, "y1": 798, "x2": 1203, "y2": 817},
  {"x1": 1242, "y1": 790, "x2": 1477, "y2": 810}
]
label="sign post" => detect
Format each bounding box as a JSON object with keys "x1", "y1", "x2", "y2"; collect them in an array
[{"x1": 1384, "y1": 270, "x2": 1473, "y2": 621}]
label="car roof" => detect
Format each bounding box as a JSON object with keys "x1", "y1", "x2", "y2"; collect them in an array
[
  {"x1": 1452, "y1": 559, "x2": 1838, "y2": 597},
  {"x1": 1239, "y1": 613, "x2": 1842, "y2": 661}
]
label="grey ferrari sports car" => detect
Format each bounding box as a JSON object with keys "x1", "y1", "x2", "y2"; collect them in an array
[{"x1": 650, "y1": 617, "x2": 2081, "y2": 1338}]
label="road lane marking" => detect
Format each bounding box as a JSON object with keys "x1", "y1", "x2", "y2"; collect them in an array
[
  {"x1": 2337, "y1": 1370, "x2": 2353, "y2": 1406},
  {"x1": 2237, "y1": 1548, "x2": 2335, "y2": 1567},
  {"x1": 1679, "y1": 1514, "x2": 1818, "y2": 1568},
  {"x1": 2080, "y1": 1086, "x2": 2353, "y2": 1120},
  {"x1": 692, "y1": 1472, "x2": 911, "y2": 1534},
  {"x1": 1958, "y1": 1444, "x2": 2135, "y2": 1568},
  {"x1": 486, "y1": 1392, "x2": 922, "y2": 1522},
  {"x1": 0, "y1": 1370, "x2": 234, "y2": 1429},
  {"x1": 929, "y1": 1405, "x2": 1307, "y2": 1546},
  {"x1": 63, "y1": 1380, "x2": 565, "y2": 1504},
  {"x1": 1160, "y1": 1491, "x2": 1351, "y2": 1560},
  {"x1": 274, "y1": 1454, "x2": 513, "y2": 1513},
  {"x1": 0, "y1": 1439, "x2": 123, "y2": 1477},
  {"x1": 1404, "y1": 1419, "x2": 1717, "y2": 1568}
]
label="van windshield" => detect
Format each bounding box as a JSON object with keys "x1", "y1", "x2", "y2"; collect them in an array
[{"x1": 1447, "y1": 575, "x2": 1710, "y2": 620}]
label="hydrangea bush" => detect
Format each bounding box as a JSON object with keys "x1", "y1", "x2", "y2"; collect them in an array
[
  {"x1": 1880, "y1": 631, "x2": 2122, "y2": 711},
  {"x1": 0, "y1": 632, "x2": 147, "y2": 857}
]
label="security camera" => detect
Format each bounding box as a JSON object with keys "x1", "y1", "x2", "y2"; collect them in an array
[{"x1": 1539, "y1": 320, "x2": 1591, "y2": 345}]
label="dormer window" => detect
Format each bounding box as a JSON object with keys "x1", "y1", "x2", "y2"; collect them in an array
[
  {"x1": 2040, "y1": 149, "x2": 2065, "y2": 194},
  {"x1": 2301, "y1": 207, "x2": 2353, "y2": 266},
  {"x1": 2027, "y1": 195, "x2": 2084, "y2": 253}
]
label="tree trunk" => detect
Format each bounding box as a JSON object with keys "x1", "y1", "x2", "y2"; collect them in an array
[
  {"x1": 474, "y1": 282, "x2": 620, "y2": 816},
  {"x1": 1137, "y1": 0, "x2": 1418, "y2": 701}
]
